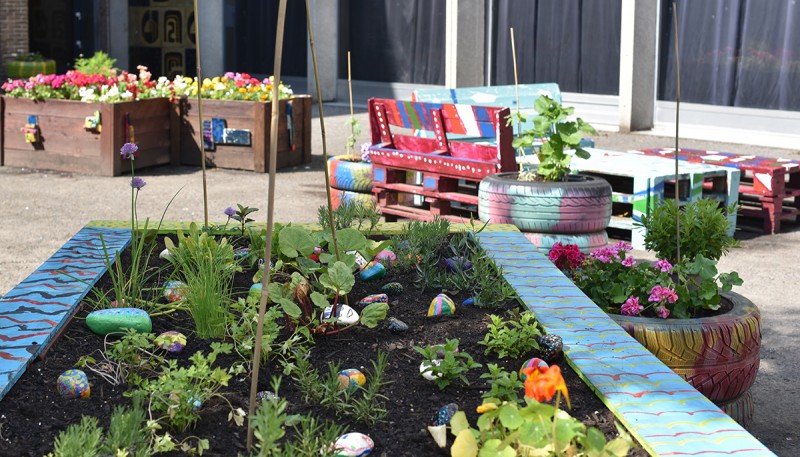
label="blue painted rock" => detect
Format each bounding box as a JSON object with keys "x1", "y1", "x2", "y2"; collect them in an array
[
  {"x1": 163, "y1": 280, "x2": 188, "y2": 303},
  {"x1": 338, "y1": 368, "x2": 367, "y2": 393},
  {"x1": 374, "y1": 250, "x2": 397, "y2": 267},
  {"x1": 430, "y1": 403, "x2": 459, "y2": 426},
  {"x1": 86, "y1": 308, "x2": 152, "y2": 335},
  {"x1": 249, "y1": 283, "x2": 263, "y2": 301},
  {"x1": 444, "y1": 256, "x2": 472, "y2": 272},
  {"x1": 359, "y1": 261, "x2": 386, "y2": 281},
  {"x1": 256, "y1": 391, "x2": 279, "y2": 403},
  {"x1": 535, "y1": 334, "x2": 564, "y2": 363},
  {"x1": 234, "y1": 247, "x2": 250, "y2": 260},
  {"x1": 420, "y1": 360, "x2": 443, "y2": 381},
  {"x1": 427, "y1": 294, "x2": 456, "y2": 316},
  {"x1": 386, "y1": 317, "x2": 409, "y2": 333},
  {"x1": 519, "y1": 358, "x2": 549, "y2": 381},
  {"x1": 333, "y1": 432, "x2": 374, "y2": 456},
  {"x1": 155, "y1": 331, "x2": 187, "y2": 354},
  {"x1": 322, "y1": 304, "x2": 360, "y2": 325},
  {"x1": 357, "y1": 293, "x2": 388, "y2": 307},
  {"x1": 462, "y1": 297, "x2": 477, "y2": 307},
  {"x1": 57, "y1": 369, "x2": 90, "y2": 399},
  {"x1": 381, "y1": 282, "x2": 403, "y2": 295}
]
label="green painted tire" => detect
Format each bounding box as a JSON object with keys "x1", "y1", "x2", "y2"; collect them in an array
[
  {"x1": 610, "y1": 291, "x2": 761, "y2": 403},
  {"x1": 5, "y1": 59, "x2": 56, "y2": 79},
  {"x1": 327, "y1": 155, "x2": 373, "y2": 192},
  {"x1": 522, "y1": 230, "x2": 607, "y2": 254},
  {"x1": 330, "y1": 187, "x2": 376, "y2": 210}
]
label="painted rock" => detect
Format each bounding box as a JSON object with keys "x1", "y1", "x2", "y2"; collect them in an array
[
  {"x1": 381, "y1": 282, "x2": 403, "y2": 296},
  {"x1": 430, "y1": 403, "x2": 459, "y2": 426},
  {"x1": 359, "y1": 261, "x2": 386, "y2": 281},
  {"x1": 462, "y1": 297, "x2": 477, "y2": 307},
  {"x1": 427, "y1": 294, "x2": 456, "y2": 316},
  {"x1": 357, "y1": 293, "x2": 388, "y2": 308},
  {"x1": 347, "y1": 250, "x2": 370, "y2": 271},
  {"x1": 420, "y1": 360, "x2": 443, "y2": 381},
  {"x1": 535, "y1": 334, "x2": 564, "y2": 363},
  {"x1": 57, "y1": 369, "x2": 90, "y2": 399},
  {"x1": 333, "y1": 432, "x2": 374, "y2": 457},
  {"x1": 234, "y1": 247, "x2": 250, "y2": 260},
  {"x1": 374, "y1": 250, "x2": 397, "y2": 267},
  {"x1": 163, "y1": 280, "x2": 188, "y2": 303},
  {"x1": 249, "y1": 283, "x2": 263, "y2": 301},
  {"x1": 256, "y1": 391, "x2": 279, "y2": 403},
  {"x1": 86, "y1": 308, "x2": 152, "y2": 335},
  {"x1": 445, "y1": 256, "x2": 472, "y2": 273},
  {"x1": 155, "y1": 331, "x2": 187, "y2": 354},
  {"x1": 159, "y1": 248, "x2": 171, "y2": 259},
  {"x1": 519, "y1": 358, "x2": 549, "y2": 381},
  {"x1": 322, "y1": 304, "x2": 360, "y2": 325},
  {"x1": 428, "y1": 424, "x2": 447, "y2": 448},
  {"x1": 386, "y1": 317, "x2": 409, "y2": 333},
  {"x1": 338, "y1": 368, "x2": 367, "y2": 393}
]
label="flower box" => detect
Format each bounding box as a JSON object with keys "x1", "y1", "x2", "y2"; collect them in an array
[
  {"x1": 0, "y1": 96, "x2": 176, "y2": 176},
  {"x1": 177, "y1": 95, "x2": 312, "y2": 172}
]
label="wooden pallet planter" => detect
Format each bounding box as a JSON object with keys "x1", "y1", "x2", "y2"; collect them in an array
[
  {"x1": 637, "y1": 147, "x2": 800, "y2": 234},
  {"x1": 178, "y1": 95, "x2": 311, "y2": 172},
  {"x1": 367, "y1": 98, "x2": 515, "y2": 223},
  {"x1": 1, "y1": 96, "x2": 176, "y2": 176}
]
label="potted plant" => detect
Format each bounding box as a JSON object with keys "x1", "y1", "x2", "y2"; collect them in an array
[
  {"x1": 174, "y1": 72, "x2": 311, "y2": 172},
  {"x1": 551, "y1": 199, "x2": 760, "y2": 421},
  {"x1": 1, "y1": 53, "x2": 175, "y2": 175},
  {"x1": 478, "y1": 95, "x2": 612, "y2": 253},
  {"x1": 4, "y1": 52, "x2": 56, "y2": 79}
]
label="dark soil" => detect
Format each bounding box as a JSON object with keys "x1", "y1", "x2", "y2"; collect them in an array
[{"x1": 0, "y1": 236, "x2": 648, "y2": 457}]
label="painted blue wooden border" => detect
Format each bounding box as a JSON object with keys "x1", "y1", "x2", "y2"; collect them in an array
[
  {"x1": 476, "y1": 230, "x2": 775, "y2": 457},
  {"x1": 0, "y1": 227, "x2": 131, "y2": 401}
]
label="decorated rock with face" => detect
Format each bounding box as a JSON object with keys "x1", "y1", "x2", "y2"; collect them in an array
[{"x1": 322, "y1": 304, "x2": 360, "y2": 325}]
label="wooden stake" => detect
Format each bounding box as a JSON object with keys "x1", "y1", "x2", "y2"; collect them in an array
[
  {"x1": 192, "y1": 0, "x2": 209, "y2": 229},
  {"x1": 246, "y1": 0, "x2": 287, "y2": 449},
  {"x1": 347, "y1": 51, "x2": 355, "y2": 155},
  {"x1": 672, "y1": 0, "x2": 681, "y2": 262},
  {"x1": 509, "y1": 27, "x2": 523, "y2": 172}
]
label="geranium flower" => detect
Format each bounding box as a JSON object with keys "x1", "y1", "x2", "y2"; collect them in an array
[
  {"x1": 130, "y1": 177, "x2": 146, "y2": 190},
  {"x1": 621, "y1": 296, "x2": 643, "y2": 316},
  {"x1": 649, "y1": 285, "x2": 678, "y2": 304},
  {"x1": 522, "y1": 364, "x2": 570, "y2": 409},
  {"x1": 622, "y1": 257, "x2": 636, "y2": 267},
  {"x1": 590, "y1": 246, "x2": 616, "y2": 264},
  {"x1": 612, "y1": 241, "x2": 633, "y2": 253},
  {"x1": 120, "y1": 143, "x2": 138, "y2": 160},
  {"x1": 656, "y1": 306, "x2": 670, "y2": 319},
  {"x1": 653, "y1": 259, "x2": 673, "y2": 272}
]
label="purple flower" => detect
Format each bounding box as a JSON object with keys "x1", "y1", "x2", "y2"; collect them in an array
[
  {"x1": 130, "y1": 176, "x2": 146, "y2": 190},
  {"x1": 621, "y1": 297, "x2": 643, "y2": 316},
  {"x1": 656, "y1": 306, "x2": 670, "y2": 319},
  {"x1": 120, "y1": 143, "x2": 138, "y2": 160},
  {"x1": 648, "y1": 285, "x2": 678, "y2": 304},
  {"x1": 224, "y1": 207, "x2": 236, "y2": 218},
  {"x1": 653, "y1": 259, "x2": 673, "y2": 273},
  {"x1": 622, "y1": 257, "x2": 637, "y2": 267}
]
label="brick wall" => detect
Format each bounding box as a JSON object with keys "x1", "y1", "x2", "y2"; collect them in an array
[{"x1": 0, "y1": 0, "x2": 30, "y2": 80}]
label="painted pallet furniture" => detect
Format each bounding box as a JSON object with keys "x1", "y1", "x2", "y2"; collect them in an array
[
  {"x1": 636, "y1": 148, "x2": 800, "y2": 234},
  {"x1": 519, "y1": 148, "x2": 740, "y2": 249},
  {"x1": 476, "y1": 230, "x2": 775, "y2": 457},
  {"x1": 367, "y1": 97, "x2": 515, "y2": 223},
  {"x1": 0, "y1": 226, "x2": 131, "y2": 401}
]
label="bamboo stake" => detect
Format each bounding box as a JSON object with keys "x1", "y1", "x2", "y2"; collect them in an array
[
  {"x1": 192, "y1": 0, "x2": 209, "y2": 229},
  {"x1": 306, "y1": 0, "x2": 341, "y2": 262},
  {"x1": 672, "y1": 0, "x2": 681, "y2": 263},
  {"x1": 246, "y1": 0, "x2": 287, "y2": 449},
  {"x1": 509, "y1": 27, "x2": 523, "y2": 172},
  {"x1": 348, "y1": 51, "x2": 355, "y2": 155}
]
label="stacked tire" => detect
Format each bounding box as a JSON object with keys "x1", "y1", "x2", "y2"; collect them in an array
[
  {"x1": 478, "y1": 172, "x2": 613, "y2": 253},
  {"x1": 327, "y1": 155, "x2": 377, "y2": 210}
]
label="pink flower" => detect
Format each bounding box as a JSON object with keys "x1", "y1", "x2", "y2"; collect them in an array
[
  {"x1": 653, "y1": 259, "x2": 673, "y2": 273},
  {"x1": 656, "y1": 306, "x2": 670, "y2": 319},
  {"x1": 590, "y1": 246, "x2": 617, "y2": 264},
  {"x1": 612, "y1": 241, "x2": 633, "y2": 253},
  {"x1": 622, "y1": 257, "x2": 636, "y2": 267},
  {"x1": 621, "y1": 297, "x2": 643, "y2": 316},
  {"x1": 549, "y1": 243, "x2": 585, "y2": 271},
  {"x1": 649, "y1": 285, "x2": 678, "y2": 304}
]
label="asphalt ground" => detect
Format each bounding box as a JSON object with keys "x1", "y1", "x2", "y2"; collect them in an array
[{"x1": 1, "y1": 105, "x2": 798, "y2": 455}]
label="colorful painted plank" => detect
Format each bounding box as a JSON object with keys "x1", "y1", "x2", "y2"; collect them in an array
[
  {"x1": 476, "y1": 230, "x2": 775, "y2": 457},
  {"x1": 0, "y1": 226, "x2": 131, "y2": 401},
  {"x1": 635, "y1": 148, "x2": 800, "y2": 234}
]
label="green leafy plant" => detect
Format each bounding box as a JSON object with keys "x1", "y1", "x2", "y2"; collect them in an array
[
  {"x1": 480, "y1": 313, "x2": 542, "y2": 359},
  {"x1": 317, "y1": 199, "x2": 381, "y2": 232},
  {"x1": 76, "y1": 330, "x2": 164, "y2": 386},
  {"x1": 73, "y1": 51, "x2": 118, "y2": 76},
  {"x1": 230, "y1": 204, "x2": 259, "y2": 235},
  {"x1": 414, "y1": 339, "x2": 482, "y2": 390},
  {"x1": 481, "y1": 364, "x2": 525, "y2": 403},
  {"x1": 227, "y1": 295, "x2": 283, "y2": 364},
  {"x1": 344, "y1": 116, "x2": 362, "y2": 155},
  {"x1": 510, "y1": 95, "x2": 596, "y2": 182},
  {"x1": 638, "y1": 199, "x2": 739, "y2": 263}
]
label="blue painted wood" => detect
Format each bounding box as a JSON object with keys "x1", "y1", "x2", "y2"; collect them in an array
[
  {"x1": 0, "y1": 227, "x2": 131, "y2": 401},
  {"x1": 476, "y1": 230, "x2": 775, "y2": 457}
]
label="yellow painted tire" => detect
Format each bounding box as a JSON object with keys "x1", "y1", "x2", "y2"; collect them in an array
[{"x1": 5, "y1": 59, "x2": 56, "y2": 79}]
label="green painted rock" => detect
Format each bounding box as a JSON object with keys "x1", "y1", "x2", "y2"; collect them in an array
[
  {"x1": 86, "y1": 308, "x2": 152, "y2": 335},
  {"x1": 381, "y1": 282, "x2": 404, "y2": 295}
]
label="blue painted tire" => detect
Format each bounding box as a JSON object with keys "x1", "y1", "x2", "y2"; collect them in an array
[
  {"x1": 478, "y1": 172, "x2": 613, "y2": 234},
  {"x1": 523, "y1": 231, "x2": 608, "y2": 254},
  {"x1": 327, "y1": 155, "x2": 372, "y2": 192}
]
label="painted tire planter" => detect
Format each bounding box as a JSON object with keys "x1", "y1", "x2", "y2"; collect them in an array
[
  {"x1": 327, "y1": 155, "x2": 373, "y2": 192},
  {"x1": 5, "y1": 59, "x2": 56, "y2": 79},
  {"x1": 522, "y1": 230, "x2": 608, "y2": 254},
  {"x1": 478, "y1": 173, "x2": 612, "y2": 234},
  {"x1": 331, "y1": 187, "x2": 377, "y2": 210},
  {"x1": 609, "y1": 291, "x2": 761, "y2": 404}
]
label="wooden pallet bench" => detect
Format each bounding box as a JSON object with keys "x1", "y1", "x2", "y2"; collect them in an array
[
  {"x1": 367, "y1": 98, "x2": 515, "y2": 223},
  {"x1": 520, "y1": 148, "x2": 739, "y2": 249},
  {"x1": 636, "y1": 148, "x2": 800, "y2": 233}
]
